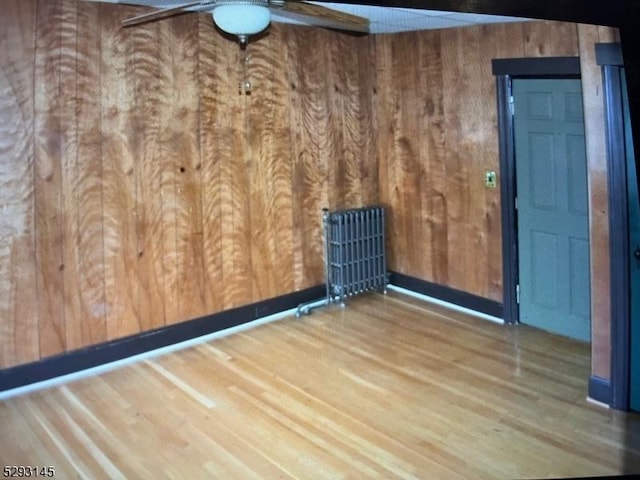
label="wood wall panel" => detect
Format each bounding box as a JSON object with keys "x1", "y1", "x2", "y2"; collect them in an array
[
  {"x1": 356, "y1": 40, "x2": 378, "y2": 207},
  {"x1": 326, "y1": 36, "x2": 376, "y2": 210},
  {"x1": 417, "y1": 31, "x2": 448, "y2": 285},
  {"x1": 131, "y1": 18, "x2": 167, "y2": 332},
  {"x1": 34, "y1": 0, "x2": 66, "y2": 358},
  {"x1": 287, "y1": 29, "x2": 330, "y2": 288},
  {"x1": 325, "y1": 33, "x2": 345, "y2": 209},
  {"x1": 247, "y1": 32, "x2": 283, "y2": 301},
  {"x1": 264, "y1": 25, "x2": 296, "y2": 297},
  {"x1": 246, "y1": 32, "x2": 293, "y2": 299},
  {"x1": 372, "y1": 37, "x2": 396, "y2": 271},
  {"x1": 198, "y1": 15, "x2": 224, "y2": 314},
  {"x1": 0, "y1": 0, "x2": 38, "y2": 367},
  {"x1": 156, "y1": 19, "x2": 180, "y2": 322},
  {"x1": 59, "y1": 0, "x2": 84, "y2": 350},
  {"x1": 101, "y1": 4, "x2": 140, "y2": 340},
  {"x1": 523, "y1": 21, "x2": 579, "y2": 57},
  {"x1": 440, "y1": 26, "x2": 473, "y2": 292},
  {"x1": 169, "y1": 14, "x2": 206, "y2": 321},
  {"x1": 210, "y1": 36, "x2": 242, "y2": 310},
  {"x1": 460, "y1": 25, "x2": 497, "y2": 299},
  {"x1": 221, "y1": 47, "x2": 254, "y2": 309},
  {"x1": 71, "y1": 0, "x2": 106, "y2": 348},
  {"x1": 395, "y1": 32, "x2": 423, "y2": 279}
]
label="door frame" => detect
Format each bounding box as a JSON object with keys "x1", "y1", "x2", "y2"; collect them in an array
[
  {"x1": 596, "y1": 42, "x2": 631, "y2": 411},
  {"x1": 492, "y1": 56, "x2": 583, "y2": 327}
]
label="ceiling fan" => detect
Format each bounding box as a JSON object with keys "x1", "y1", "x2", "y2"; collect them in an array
[{"x1": 122, "y1": 0, "x2": 370, "y2": 45}]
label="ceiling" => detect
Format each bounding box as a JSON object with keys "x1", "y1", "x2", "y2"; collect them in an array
[{"x1": 106, "y1": 0, "x2": 531, "y2": 33}]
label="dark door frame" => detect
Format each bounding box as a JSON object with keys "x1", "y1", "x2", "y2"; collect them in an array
[
  {"x1": 492, "y1": 56, "x2": 582, "y2": 327},
  {"x1": 596, "y1": 42, "x2": 631, "y2": 411}
]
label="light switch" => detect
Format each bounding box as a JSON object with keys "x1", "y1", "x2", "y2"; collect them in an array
[{"x1": 485, "y1": 171, "x2": 497, "y2": 188}]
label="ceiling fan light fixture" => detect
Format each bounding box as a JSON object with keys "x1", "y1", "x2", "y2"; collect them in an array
[{"x1": 212, "y1": 0, "x2": 271, "y2": 38}]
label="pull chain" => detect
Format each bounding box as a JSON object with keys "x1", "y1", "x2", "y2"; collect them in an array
[{"x1": 238, "y1": 45, "x2": 251, "y2": 95}]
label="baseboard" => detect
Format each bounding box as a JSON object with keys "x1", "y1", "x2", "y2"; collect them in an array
[
  {"x1": 388, "y1": 271, "x2": 504, "y2": 319},
  {"x1": 588, "y1": 375, "x2": 612, "y2": 406},
  {"x1": 0, "y1": 285, "x2": 325, "y2": 394},
  {"x1": 388, "y1": 285, "x2": 503, "y2": 324}
]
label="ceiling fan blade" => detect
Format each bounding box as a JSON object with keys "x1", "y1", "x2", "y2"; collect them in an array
[
  {"x1": 275, "y1": 1, "x2": 369, "y2": 33},
  {"x1": 121, "y1": 1, "x2": 211, "y2": 27}
]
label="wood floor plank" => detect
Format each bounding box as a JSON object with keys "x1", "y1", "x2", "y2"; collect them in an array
[{"x1": 1, "y1": 292, "x2": 639, "y2": 478}]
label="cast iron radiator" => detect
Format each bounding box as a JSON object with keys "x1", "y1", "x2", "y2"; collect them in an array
[{"x1": 296, "y1": 206, "x2": 388, "y2": 317}]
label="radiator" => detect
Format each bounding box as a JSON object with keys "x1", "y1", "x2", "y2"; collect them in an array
[{"x1": 296, "y1": 206, "x2": 388, "y2": 317}]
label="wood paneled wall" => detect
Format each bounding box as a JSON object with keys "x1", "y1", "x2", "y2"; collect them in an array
[
  {"x1": 374, "y1": 21, "x2": 615, "y2": 381},
  {"x1": 0, "y1": 0, "x2": 616, "y2": 378},
  {"x1": 374, "y1": 21, "x2": 580, "y2": 301},
  {"x1": 0, "y1": 0, "x2": 376, "y2": 369}
]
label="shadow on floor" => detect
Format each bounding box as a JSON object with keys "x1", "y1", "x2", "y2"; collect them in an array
[{"x1": 624, "y1": 410, "x2": 640, "y2": 473}]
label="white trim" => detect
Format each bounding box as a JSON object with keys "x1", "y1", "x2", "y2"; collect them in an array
[
  {"x1": 586, "y1": 396, "x2": 610, "y2": 409},
  {"x1": 388, "y1": 284, "x2": 504, "y2": 324},
  {"x1": 0, "y1": 307, "x2": 298, "y2": 402}
]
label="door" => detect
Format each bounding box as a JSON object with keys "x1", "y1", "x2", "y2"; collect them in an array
[
  {"x1": 622, "y1": 71, "x2": 640, "y2": 411},
  {"x1": 513, "y1": 78, "x2": 591, "y2": 342}
]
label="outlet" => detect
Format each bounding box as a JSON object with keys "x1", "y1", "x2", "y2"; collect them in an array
[{"x1": 485, "y1": 171, "x2": 497, "y2": 188}]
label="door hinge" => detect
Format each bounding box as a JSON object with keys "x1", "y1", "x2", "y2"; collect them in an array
[
  {"x1": 516, "y1": 284, "x2": 520, "y2": 304},
  {"x1": 509, "y1": 95, "x2": 515, "y2": 116},
  {"x1": 515, "y1": 196, "x2": 518, "y2": 210}
]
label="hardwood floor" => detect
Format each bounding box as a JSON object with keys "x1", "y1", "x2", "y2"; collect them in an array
[{"x1": 1, "y1": 291, "x2": 639, "y2": 478}]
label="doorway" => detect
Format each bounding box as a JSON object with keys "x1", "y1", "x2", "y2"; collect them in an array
[
  {"x1": 512, "y1": 78, "x2": 591, "y2": 342},
  {"x1": 492, "y1": 56, "x2": 588, "y2": 329}
]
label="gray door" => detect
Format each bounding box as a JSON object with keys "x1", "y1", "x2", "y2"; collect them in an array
[{"x1": 513, "y1": 79, "x2": 591, "y2": 342}]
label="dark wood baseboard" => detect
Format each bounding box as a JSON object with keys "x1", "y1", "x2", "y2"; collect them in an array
[
  {"x1": 388, "y1": 271, "x2": 504, "y2": 319},
  {"x1": 0, "y1": 285, "x2": 325, "y2": 393}
]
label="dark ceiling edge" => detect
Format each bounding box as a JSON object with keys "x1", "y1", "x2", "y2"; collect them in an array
[{"x1": 312, "y1": 0, "x2": 628, "y2": 27}]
